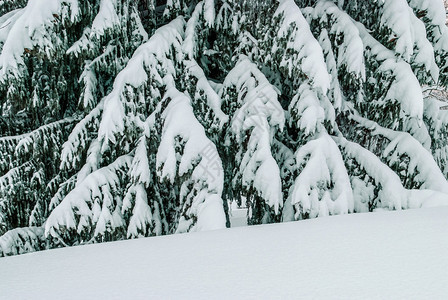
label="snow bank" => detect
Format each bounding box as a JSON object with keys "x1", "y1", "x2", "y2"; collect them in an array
[{"x1": 1, "y1": 207, "x2": 448, "y2": 299}]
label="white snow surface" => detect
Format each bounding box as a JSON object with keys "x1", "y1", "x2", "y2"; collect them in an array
[{"x1": 1, "y1": 207, "x2": 448, "y2": 299}]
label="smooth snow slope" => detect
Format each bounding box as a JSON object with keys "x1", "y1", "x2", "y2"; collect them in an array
[{"x1": 1, "y1": 208, "x2": 448, "y2": 299}]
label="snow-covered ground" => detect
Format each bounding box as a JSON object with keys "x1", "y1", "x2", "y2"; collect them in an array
[
  {"x1": 1, "y1": 207, "x2": 447, "y2": 299},
  {"x1": 229, "y1": 201, "x2": 248, "y2": 227},
  {"x1": 229, "y1": 208, "x2": 248, "y2": 227}
]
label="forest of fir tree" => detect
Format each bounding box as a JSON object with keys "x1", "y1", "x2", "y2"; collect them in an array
[{"x1": 0, "y1": 0, "x2": 448, "y2": 256}]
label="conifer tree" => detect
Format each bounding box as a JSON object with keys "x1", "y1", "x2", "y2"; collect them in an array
[{"x1": 1, "y1": 0, "x2": 448, "y2": 256}]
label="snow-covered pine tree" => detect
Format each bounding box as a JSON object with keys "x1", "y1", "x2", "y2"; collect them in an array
[
  {"x1": 1, "y1": 0, "x2": 448, "y2": 256},
  {"x1": 151, "y1": 86, "x2": 226, "y2": 233},
  {"x1": 219, "y1": 56, "x2": 284, "y2": 224},
  {"x1": 45, "y1": 16, "x2": 187, "y2": 246}
]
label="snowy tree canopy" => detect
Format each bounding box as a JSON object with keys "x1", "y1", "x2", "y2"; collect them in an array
[{"x1": 1, "y1": 0, "x2": 448, "y2": 256}]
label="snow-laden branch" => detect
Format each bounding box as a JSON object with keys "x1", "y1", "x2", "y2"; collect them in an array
[
  {"x1": 407, "y1": 0, "x2": 448, "y2": 54},
  {"x1": 0, "y1": 0, "x2": 80, "y2": 80},
  {"x1": 0, "y1": 226, "x2": 44, "y2": 257},
  {"x1": 183, "y1": 0, "x2": 215, "y2": 59},
  {"x1": 45, "y1": 155, "x2": 132, "y2": 243},
  {"x1": 184, "y1": 59, "x2": 228, "y2": 127},
  {"x1": 97, "y1": 17, "x2": 185, "y2": 151},
  {"x1": 350, "y1": 113, "x2": 448, "y2": 193},
  {"x1": 339, "y1": 0, "x2": 439, "y2": 84},
  {"x1": 60, "y1": 100, "x2": 104, "y2": 172},
  {"x1": 122, "y1": 136, "x2": 159, "y2": 238},
  {"x1": 335, "y1": 134, "x2": 448, "y2": 211},
  {"x1": 355, "y1": 20, "x2": 431, "y2": 147},
  {"x1": 304, "y1": 1, "x2": 366, "y2": 80},
  {"x1": 423, "y1": 96, "x2": 448, "y2": 177},
  {"x1": 275, "y1": 0, "x2": 331, "y2": 95},
  {"x1": 0, "y1": 117, "x2": 76, "y2": 174},
  {"x1": 66, "y1": 0, "x2": 120, "y2": 57},
  {"x1": 284, "y1": 133, "x2": 353, "y2": 221}
]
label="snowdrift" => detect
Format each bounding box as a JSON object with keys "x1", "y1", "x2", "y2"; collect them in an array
[{"x1": 1, "y1": 207, "x2": 447, "y2": 299}]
